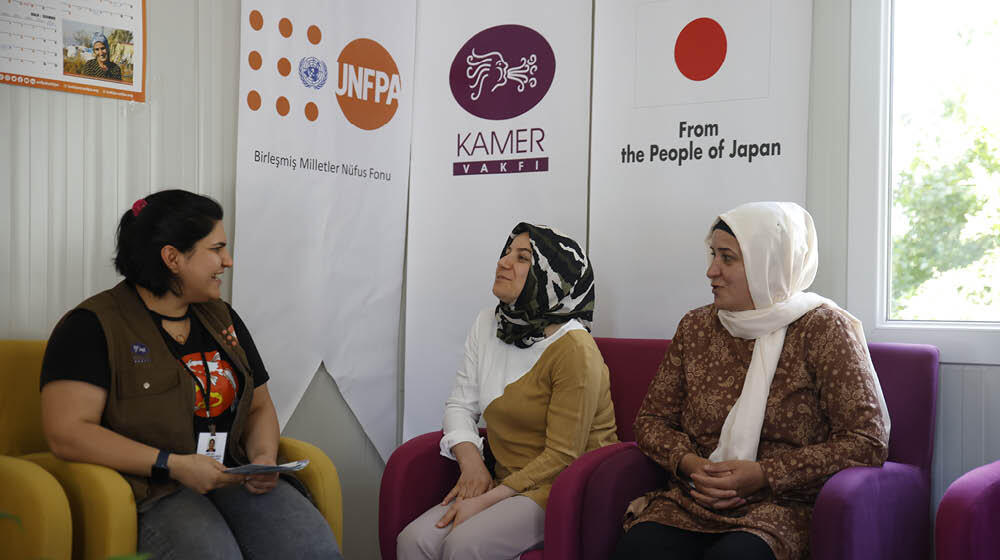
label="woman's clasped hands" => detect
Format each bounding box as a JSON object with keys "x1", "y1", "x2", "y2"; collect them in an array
[
  {"x1": 680, "y1": 453, "x2": 767, "y2": 510},
  {"x1": 435, "y1": 441, "x2": 507, "y2": 529}
]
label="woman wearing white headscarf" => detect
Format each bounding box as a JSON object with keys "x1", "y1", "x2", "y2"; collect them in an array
[{"x1": 613, "y1": 202, "x2": 890, "y2": 560}]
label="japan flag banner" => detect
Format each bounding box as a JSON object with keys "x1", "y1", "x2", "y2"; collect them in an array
[{"x1": 634, "y1": 0, "x2": 770, "y2": 107}]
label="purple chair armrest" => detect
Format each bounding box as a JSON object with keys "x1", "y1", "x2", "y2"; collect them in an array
[
  {"x1": 378, "y1": 431, "x2": 460, "y2": 560},
  {"x1": 580, "y1": 443, "x2": 669, "y2": 560},
  {"x1": 543, "y1": 442, "x2": 634, "y2": 560},
  {"x1": 811, "y1": 462, "x2": 929, "y2": 560},
  {"x1": 935, "y1": 459, "x2": 1000, "y2": 560}
]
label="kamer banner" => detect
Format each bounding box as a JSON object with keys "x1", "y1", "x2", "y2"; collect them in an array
[
  {"x1": 403, "y1": 1, "x2": 593, "y2": 439},
  {"x1": 589, "y1": 0, "x2": 812, "y2": 338},
  {"x1": 232, "y1": 0, "x2": 415, "y2": 460}
]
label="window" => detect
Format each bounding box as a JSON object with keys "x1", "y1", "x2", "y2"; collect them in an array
[
  {"x1": 848, "y1": 0, "x2": 1000, "y2": 364},
  {"x1": 888, "y1": 1, "x2": 999, "y2": 322}
]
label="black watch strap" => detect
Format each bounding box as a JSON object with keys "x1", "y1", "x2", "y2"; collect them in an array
[{"x1": 151, "y1": 449, "x2": 171, "y2": 484}]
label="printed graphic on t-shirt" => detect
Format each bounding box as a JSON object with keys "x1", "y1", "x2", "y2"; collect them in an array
[{"x1": 182, "y1": 351, "x2": 240, "y2": 417}]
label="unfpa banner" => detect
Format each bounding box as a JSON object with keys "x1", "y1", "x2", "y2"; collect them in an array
[
  {"x1": 403, "y1": 2, "x2": 593, "y2": 438},
  {"x1": 589, "y1": 0, "x2": 811, "y2": 338},
  {"x1": 233, "y1": 0, "x2": 415, "y2": 460}
]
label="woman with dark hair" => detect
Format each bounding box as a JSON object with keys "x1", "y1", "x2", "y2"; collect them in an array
[
  {"x1": 397, "y1": 223, "x2": 618, "y2": 560},
  {"x1": 613, "y1": 202, "x2": 890, "y2": 560},
  {"x1": 40, "y1": 189, "x2": 342, "y2": 559}
]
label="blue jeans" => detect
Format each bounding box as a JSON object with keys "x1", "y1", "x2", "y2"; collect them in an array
[{"x1": 138, "y1": 479, "x2": 342, "y2": 559}]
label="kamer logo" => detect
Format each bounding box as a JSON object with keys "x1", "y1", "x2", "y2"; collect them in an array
[
  {"x1": 335, "y1": 38, "x2": 401, "y2": 130},
  {"x1": 449, "y1": 24, "x2": 555, "y2": 120}
]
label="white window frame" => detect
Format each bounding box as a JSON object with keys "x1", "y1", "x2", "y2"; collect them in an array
[{"x1": 847, "y1": 0, "x2": 1000, "y2": 366}]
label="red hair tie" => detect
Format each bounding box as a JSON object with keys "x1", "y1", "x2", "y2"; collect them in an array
[{"x1": 132, "y1": 198, "x2": 148, "y2": 216}]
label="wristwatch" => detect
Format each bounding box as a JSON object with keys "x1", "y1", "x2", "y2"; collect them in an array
[{"x1": 151, "y1": 449, "x2": 171, "y2": 484}]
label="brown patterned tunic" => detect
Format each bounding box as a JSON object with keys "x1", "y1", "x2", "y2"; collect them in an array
[{"x1": 625, "y1": 304, "x2": 888, "y2": 560}]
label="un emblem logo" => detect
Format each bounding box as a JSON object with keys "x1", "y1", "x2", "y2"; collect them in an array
[{"x1": 299, "y1": 57, "x2": 328, "y2": 90}]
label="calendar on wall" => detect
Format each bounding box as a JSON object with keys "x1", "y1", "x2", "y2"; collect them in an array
[{"x1": 0, "y1": 0, "x2": 145, "y2": 101}]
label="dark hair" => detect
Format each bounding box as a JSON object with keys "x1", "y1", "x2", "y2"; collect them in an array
[
  {"x1": 114, "y1": 189, "x2": 224, "y2": 296},
  {"x1": 712, "y1": 219, "x2": 736, "y2": 238}
]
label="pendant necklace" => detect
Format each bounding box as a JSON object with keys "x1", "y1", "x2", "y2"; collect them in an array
[{"x1": 148, "y1": 308, "x2": 192, "y2": 343}]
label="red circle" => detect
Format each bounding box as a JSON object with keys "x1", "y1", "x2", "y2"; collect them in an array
[{"x1": 674, "y1": 18, "x2": 727, "y2": 81}]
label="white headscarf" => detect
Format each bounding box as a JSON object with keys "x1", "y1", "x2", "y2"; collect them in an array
[{"x1": 707, "y1": 202, "x2": 891, "y2": 462}]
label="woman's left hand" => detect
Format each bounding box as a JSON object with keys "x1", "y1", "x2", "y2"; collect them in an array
[
  {"x1": 690, "y1": 460, "x2": 767, "y2": 508},
  {"x1": 435, "y1": 484, "x2": 517, "y2": 528},
  {"x1": 435, "y1": 494, "x2": 490, "y2": 528},
  {"x1": 243, "y1": 454, "x2": 279, "y2": 495},
  {"x1": 242, "y1": 385, "x2": 281, "y2": 495}
]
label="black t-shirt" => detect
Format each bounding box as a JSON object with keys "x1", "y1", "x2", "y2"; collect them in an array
[{"x1": 40, "y1": 303, "x2": 270, "y2": 448}]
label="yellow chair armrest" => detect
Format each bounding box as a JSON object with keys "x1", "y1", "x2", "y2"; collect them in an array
[
  {"x1": 279, "y1": 436, "x2": 343, "y2": 548},
  {"x1": 24, "y1": 452, "x2": 137, "y2": 560},
  {"x1": 0, "y1": 455, "x2": 73, "y2": 560}
]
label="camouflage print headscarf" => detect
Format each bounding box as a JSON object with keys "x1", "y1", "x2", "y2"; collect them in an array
[{"x1": 495, "y1": 223, "x2": 595, "y2": 348}]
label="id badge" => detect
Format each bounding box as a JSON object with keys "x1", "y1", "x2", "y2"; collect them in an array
[{"x1": 197, "y1": 432, "x2": 227, "y2": 463}]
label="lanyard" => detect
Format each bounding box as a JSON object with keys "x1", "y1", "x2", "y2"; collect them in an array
[
  {"x1": 148, "y1": 305, "x2": 220, "y2": 434},
  {"x1": 178, "y1": 351, "x2": 217, "y2": 434}
]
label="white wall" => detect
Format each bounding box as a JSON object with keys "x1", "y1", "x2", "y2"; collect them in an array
[
  {"x1": 1, "y1": 0, "x2": 238, "y2": 335},
  {"x1": 2, "y1": 2, "x2": 997, "y2": 558}
]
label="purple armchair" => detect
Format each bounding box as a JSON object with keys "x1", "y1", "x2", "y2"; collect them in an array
[
  {"x1": 580, "y1": 342, "x2": 940, "y2": 560},
  {"x1": 935, "y1": 459, "x2": 1000, "y2": 560},
  {"x1": 378, "y1": 338, "x2": 669, "y2": 560}
]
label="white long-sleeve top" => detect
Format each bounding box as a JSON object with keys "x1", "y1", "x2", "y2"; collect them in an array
[{"x1": 439, "y1": 307, "x2": 584, "y2": 459}]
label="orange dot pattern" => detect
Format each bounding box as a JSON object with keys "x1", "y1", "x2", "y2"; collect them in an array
[
  {"x1": 248, "y1": 17, "x2": 325, "y2": 123},
  {"x1": 307, "y1": 25, "x2": 322, "y2": 45},
  {"x1": 305, "y1": 102, "x2": 318, "y2": 121},
  {"x1": 220, "y1": 325, "x2": 239, "y2": 347},
  {"x1": 249, "y1": 10, "x2": 263, "y2": 30},
  {"x1": 279, "y1": 18, "x2": 293, "y2": 38},
  {"x1": 276, "y1": 96, "x2": 290, "y2": 116},
  {"x1": 277, "y1": 57, "x2": 291, "y2": 77},
  {"x1": 247, "y1": 90, "x2": 261, "y2": 111}
]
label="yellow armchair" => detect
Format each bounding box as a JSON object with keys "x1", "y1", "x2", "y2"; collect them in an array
[
  {"x1": 0, "y1": 455, "x2": 72, "y2": 560},
  {"x1": 278, "y1": 437, "x2": 344, "y2": 547},
  {"x1": 1, "y1": 340, "x2": 343, "y2": 560},
  {"x1": 0, "y1": 339, "x2": 74, "y2": 560}
]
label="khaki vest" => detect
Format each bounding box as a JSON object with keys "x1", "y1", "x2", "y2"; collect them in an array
[{"x1": 72, "y1": 281, "x2": 255, "y2": 506}]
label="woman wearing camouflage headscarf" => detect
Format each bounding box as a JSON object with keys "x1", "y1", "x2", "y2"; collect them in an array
[{"x1": 397, "y1": 222, "x2": 619, "y2": 560}]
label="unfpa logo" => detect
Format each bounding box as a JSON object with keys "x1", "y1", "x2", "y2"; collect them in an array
[
  {"x1": 334, "y1": 38, "x2": 401, "y2": 130},
  {"x1": 243, "y1": 10, "x2": 401, "y2": 130},
  {"x1": 450, "y1": 25, "x2": 555, "y2": 120}
]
